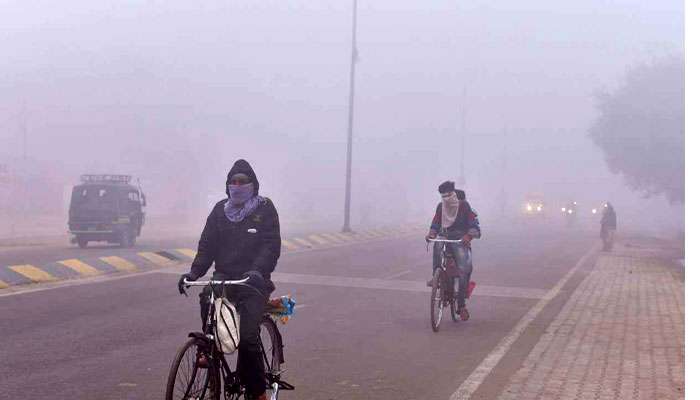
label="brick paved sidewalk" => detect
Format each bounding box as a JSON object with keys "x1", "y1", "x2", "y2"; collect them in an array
[{"x1": 496, "y1": 249, "x2": 684, "y2": 400}]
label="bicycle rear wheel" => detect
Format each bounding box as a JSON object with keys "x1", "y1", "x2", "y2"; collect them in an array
[
  {"x1": 260, "y1": 317, "x2": 283, "y2": 398},
  {"x1": 430, "y1": 268, "x2": 444, "y2": 332},
  {"x1": 165, "y1": 337, "x2": 221, "y2": 400},
  {"x1": 260, "y1": 317, "x2": 281, "y2": 374}
]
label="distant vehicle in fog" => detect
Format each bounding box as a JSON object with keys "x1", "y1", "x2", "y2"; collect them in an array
[
  {"x1": 590, "y1": 202, "x2": 607, "y2": 216},
  {"x1": 68, "y1": 174, "x2": 146, "y2": 248},
  {"x1": 522, "y1": 192, "x2": 545, "y2": 217},
  {"x1": 560, "y1": 200, "x2": 578, "y2": 226}
]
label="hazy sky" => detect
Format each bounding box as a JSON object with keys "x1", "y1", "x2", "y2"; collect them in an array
[{"x1": 0, "y1": 0, "x2": 684, "y2": 231}]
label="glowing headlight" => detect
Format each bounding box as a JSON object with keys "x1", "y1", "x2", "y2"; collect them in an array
[
  {"x1": 567, "y1": 209, "x2": 573, "y2": 214},
  {"x1": 537, "y1": 205, "x2": 542, "y2": 212},
  {"x1": 526, "y1": 204, "x2": 533, "y2": 211},
  {"x1": 561, "y1": 207, "x2": 566, "y2": 212},
  {"x1": 592, "y1": 208, "x2": 597, "y2": 214}
]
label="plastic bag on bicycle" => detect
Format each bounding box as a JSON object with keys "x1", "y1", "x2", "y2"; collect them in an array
[{"x1": 266, "y1": 295, "x2": 296, "y2": 323}]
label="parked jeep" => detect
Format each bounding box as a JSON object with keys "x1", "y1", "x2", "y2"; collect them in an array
[{"x1": 68, "y1": 174, "x2": 146, "y2": 248}]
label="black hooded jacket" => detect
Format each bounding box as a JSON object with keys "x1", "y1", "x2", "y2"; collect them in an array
[{"x1": 189, "y1": 160, "x2": 281, "y2": 288}]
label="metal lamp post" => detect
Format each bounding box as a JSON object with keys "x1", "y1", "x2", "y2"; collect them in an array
[{"x1": 342, "y1": 0, "x2": 358, "y2": 233}]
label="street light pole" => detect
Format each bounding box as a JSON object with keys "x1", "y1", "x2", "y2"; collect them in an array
[
  {"x1": 457, "y1": 87, "x2": 466, "y2": 187},
  {"x1": 500, "y1": 127, "x2": 507, "y2": 217},
  {"x1": 16, "y1": 104, "x2": 28, "y2": 237},
  {"x1": 342, "y1": 0, "x2": 358, "y2": 233}
]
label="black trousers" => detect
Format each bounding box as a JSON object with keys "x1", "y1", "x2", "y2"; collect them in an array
[{"x1": 200, "y1": 285, "x2": 269, "y2": 397}]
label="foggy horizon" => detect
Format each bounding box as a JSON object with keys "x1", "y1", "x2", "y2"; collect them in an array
[{"x1": 0, "y1": 0, "x2": 684, "y2": 234}]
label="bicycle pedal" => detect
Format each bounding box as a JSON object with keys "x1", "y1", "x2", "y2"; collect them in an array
[{"x1": 276, "y1": 380, "x2": 295, "y2": 390}]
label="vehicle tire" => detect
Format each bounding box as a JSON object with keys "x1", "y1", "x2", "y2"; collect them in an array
[
  {"x1": 430, "y1": 268, "x2": 443, "y2": 332},
  {"x1": 127, "y1": 229, "x2": 136, "y2": 247},
  {"x1": 118, "y1": 230, "x2": 134, "y2": 248},
  {"x1": 165, "y1": 337, "x2": 220, "y2": 400},
  {"x1": 77, "y1": 237, "x2": 88, "y2": 249}
]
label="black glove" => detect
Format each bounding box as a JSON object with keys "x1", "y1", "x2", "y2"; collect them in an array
[
  {"x1": 242, "y1": 270, "x2": 265, "y2": 290},
  {"x1": 178, "y1": 273, "x2": 195, "y2": 295}
]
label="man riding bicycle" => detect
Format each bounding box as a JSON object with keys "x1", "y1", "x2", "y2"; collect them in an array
[
  {"x1": 178, "y1": 159, "x2": 281, "y2": 400},
  {"x1": 425, "y1": 181, "x2": 481, "y2": 321}
]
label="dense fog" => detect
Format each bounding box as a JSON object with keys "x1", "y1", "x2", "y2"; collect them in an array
[{"x1": 0, "y1": 0, "x2": 684, "y2": 237}]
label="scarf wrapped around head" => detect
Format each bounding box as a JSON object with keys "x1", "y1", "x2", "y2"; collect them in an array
[
  {"x1": 441, "y1": 192, "x2": 460, "y2": 228},
  {"x1": 224, "y1": 183, "x2": 263, "y2": 223},
  {"x1": 223, "y1": 159, "x2": 264, "y2": 223}
]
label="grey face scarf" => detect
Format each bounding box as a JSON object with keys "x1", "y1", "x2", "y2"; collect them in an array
[
  {"x1": 224, "y1": 183, "x2": 263, "y2": 223},
  {"x1": 441, "y1": 192, "x2": 460, "y2": 228}
]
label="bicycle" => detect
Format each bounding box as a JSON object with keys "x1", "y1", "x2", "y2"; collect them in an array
[
  {"x1": 165, "y1": 278, "x2": 294, "y2": 400},
  {"x1": 427, "y1": 238, "x2": 465, "y2": 332}
]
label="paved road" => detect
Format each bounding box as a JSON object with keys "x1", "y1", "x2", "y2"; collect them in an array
[{"x1": 0, "y1": 226, "x2": 598, "y2": 399}]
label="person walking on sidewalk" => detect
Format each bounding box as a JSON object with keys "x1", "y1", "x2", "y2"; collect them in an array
[
  {"x1": 178, "y1": 159, "x2": 281, "y2": 400},
  {"x1": 600, "y1": 201, "x2": 617, "y2": 251}
]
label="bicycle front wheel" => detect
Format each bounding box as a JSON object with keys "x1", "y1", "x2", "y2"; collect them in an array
[
  {"x1": 430, "y1": 268, "x2": 444, "y2": 332},
  {"x1": 165, "y1": 337, "x2": 221, "y2": 400}
]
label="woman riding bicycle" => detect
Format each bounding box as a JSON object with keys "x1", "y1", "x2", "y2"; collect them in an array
[
  {"x1": 178, "y1": 159, "x2": 281, "y2": 400},
  {"x1": 425, "y1": 181, "x2": 481, "y2": 321}
]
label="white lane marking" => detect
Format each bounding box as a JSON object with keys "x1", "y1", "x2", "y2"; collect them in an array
[
  {"x1": 284, "y1": 273, "x2": 548, "y2": 299},
  {"x1": 156, "y1": 271, "x2": 549, "y2": 300},
  {"x1": 448, "y1": 243, "x2": 599, "y2": 400},
  {"x1": 383, "y1": 269, "x2": 413, "y2": 280}
]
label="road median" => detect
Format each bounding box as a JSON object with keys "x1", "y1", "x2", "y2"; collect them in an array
[{"x1": 0, "y1": 225, "x2": 421, "y2": 291}]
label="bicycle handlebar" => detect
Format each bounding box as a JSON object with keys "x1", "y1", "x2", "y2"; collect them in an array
[
  {"x1": 427, "y1": 238, "x2": 463, "y2": 243},
  {"x1": 183, "y1": 277, "x2": 250, "y2": 286}
]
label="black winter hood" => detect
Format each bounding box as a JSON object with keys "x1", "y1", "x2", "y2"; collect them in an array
[{"x1": 226, "y1": 159, "x2": 260, "y2": 197}]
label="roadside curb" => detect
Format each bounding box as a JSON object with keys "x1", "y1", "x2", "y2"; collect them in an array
[{"x1": 0, "y1": 225, "x2": 422, "y2": 290}]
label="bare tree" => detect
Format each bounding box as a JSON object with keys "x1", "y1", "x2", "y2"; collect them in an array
[{"x1": 589, "y1": 55, "x2": 684, "y2": 203}]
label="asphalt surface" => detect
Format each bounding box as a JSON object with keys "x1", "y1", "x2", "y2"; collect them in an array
[{"x1": 0, "y1": 225, "x2": 598, "y2": 399}]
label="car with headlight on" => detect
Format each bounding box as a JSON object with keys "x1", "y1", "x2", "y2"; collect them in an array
[
  {"x1": 522, "y1": 193, "x2": 545, "y2": 217},
  {"x1": 590, "y1": 202, "x2": 608, "y2": 216},
  {"x1": 560, "y1": 200, "x2": 579, "y2": 226}
]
